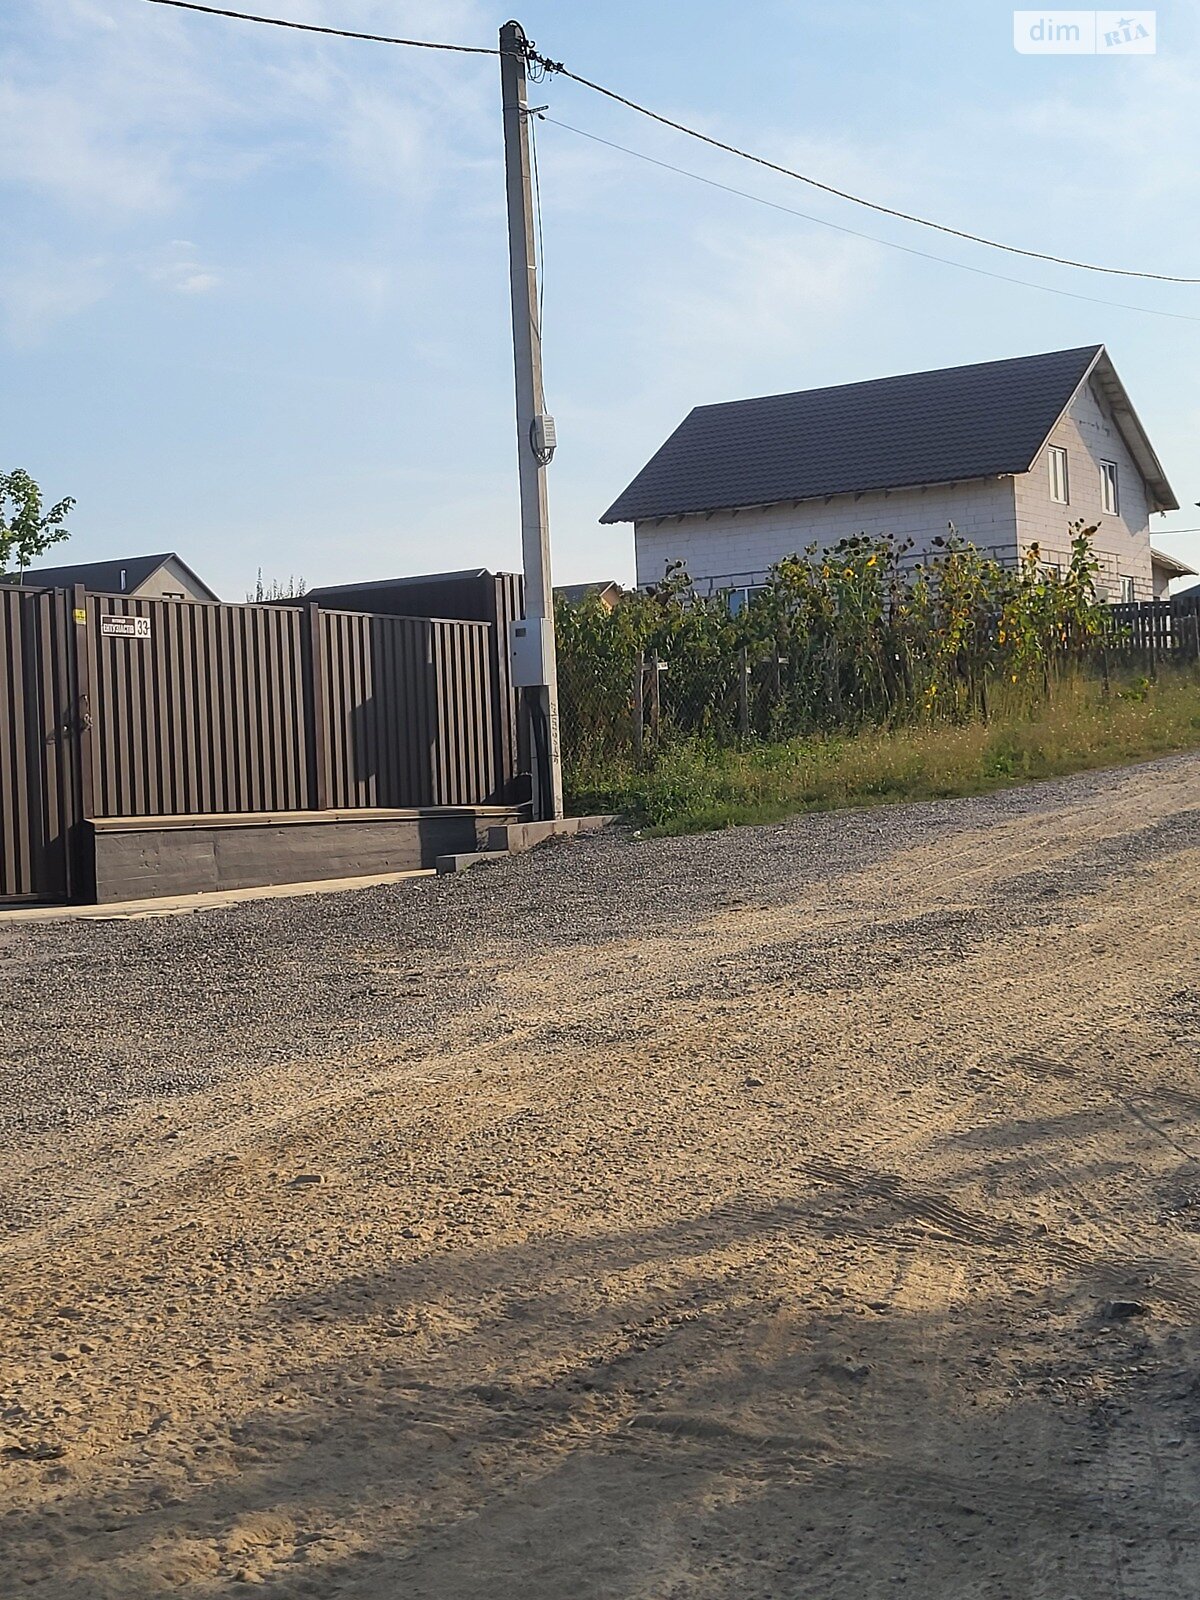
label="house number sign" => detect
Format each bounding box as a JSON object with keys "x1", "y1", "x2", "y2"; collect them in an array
[{"x1": 100, "y1": 616, "x2": 152, "y2": 640}]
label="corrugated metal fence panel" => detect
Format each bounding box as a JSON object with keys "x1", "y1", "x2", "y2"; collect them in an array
[
  {"x1": 299, "y1": 570, "x2": 525, "y2": 803},
  {"x1": 0, "y1": 588, "x2": 34, "y2": 896},
  {"x1": 320, "y1": 609, "x2": 496, "y2": 809},
  {"x1": 35, "y1": 592, "x2": 80, "y2": 898},
  {"x1": 4, "y1": 591, "x2": 499, "y2": 878},
  {"x1": 489, "y1": 571, "x2": 524, "y2": 797},
  {"x1": 430, "y1": 616, "x2": 497, "y2": 807},
  {"x1": 88, "y1": 596, "x2": 310, "y2": 817},
  {"x1": 0, "y1": 588, "x2": 76, "y2": 899}
]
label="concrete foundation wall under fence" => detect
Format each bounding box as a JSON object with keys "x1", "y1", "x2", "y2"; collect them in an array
[{"x1": 89, "y1": 807, "x2": 523, "y2": 903}]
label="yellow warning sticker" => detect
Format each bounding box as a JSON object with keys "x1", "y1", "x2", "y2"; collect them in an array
[{"x1": 73, "y1": 608, "x2": 87, "y2": 624}]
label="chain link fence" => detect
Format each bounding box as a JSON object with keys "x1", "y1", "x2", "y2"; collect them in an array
[
  {"x1": 558, "y1": 638, "x2": 905, "y2": 785},
  {"x1": 554, "y1": 529, "x2": 1167, "y2": 808}
]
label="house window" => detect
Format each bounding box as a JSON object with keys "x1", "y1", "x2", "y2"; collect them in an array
[
  {"x1": 726, "y1": 585, "x2": 767, "y2": 617},
  {"x1": 1120, "y1": 575, "x2": 1135, "y2": 604},
  {"x1": 1100, "y1": 460, "x2": 1119, "y2": 515},
  {"x1": 1048, "y1": 446, "x2": 1069, "y2": 504}
]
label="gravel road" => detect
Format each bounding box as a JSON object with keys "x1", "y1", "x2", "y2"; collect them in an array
[{"x1": 3, "y1": 753, "x2": 1200, "y2": 1597}]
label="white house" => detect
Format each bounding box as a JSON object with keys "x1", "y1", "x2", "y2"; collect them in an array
[{"x1": 602, "y1": 345, "x2": 1178, "y2": 604}]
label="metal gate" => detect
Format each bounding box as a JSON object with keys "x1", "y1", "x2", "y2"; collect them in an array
[
  {"x1": 0, "y1": 588, "x2": 83, "y2": 901},
  {"x1": 1, "y1": 585, "x2": 509, "y2": 904}
]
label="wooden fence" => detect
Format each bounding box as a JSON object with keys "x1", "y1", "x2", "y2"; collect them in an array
[
  {"x1": 1106, "y1": 593, "x2": 1200, "y2": 661},
  {"x1": 0, "y1": 588, "x2": 511, "y2": 901}
]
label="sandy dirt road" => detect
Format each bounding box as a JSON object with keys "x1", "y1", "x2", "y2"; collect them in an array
[{"x1": 3, "y1": 756, "x2": 1200, "y2": 1597}]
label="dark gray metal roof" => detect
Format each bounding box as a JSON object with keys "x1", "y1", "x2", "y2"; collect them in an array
[
  {"x1": 602, "y1": 345, "x2": 1130, "y2": 523},
  {"x1": 306, "y1": 568, "x2": 495, "y2": 599}
]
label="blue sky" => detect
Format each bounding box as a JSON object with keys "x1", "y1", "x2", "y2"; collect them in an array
[{"x1": 2, "y1": 0, "x2": 1197, "y2": 597}]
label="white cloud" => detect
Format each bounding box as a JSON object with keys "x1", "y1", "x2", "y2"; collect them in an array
[
  {"x1": 0, "y1": 0, "x2": 497, "y2": 219},
  {"x1": 0, "y1": 237, "x2": 221, "y2": 345},
  {"x1": 144, "y1": 240, "x2": 220, "y2": 295},
  {"x1": 0, "y1": 81, "x2": 175, "y2": 214}
]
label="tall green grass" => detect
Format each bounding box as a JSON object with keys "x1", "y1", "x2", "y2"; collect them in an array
[{"x1": 567, "y1": 670, "x2": 1200, "y2": 835}]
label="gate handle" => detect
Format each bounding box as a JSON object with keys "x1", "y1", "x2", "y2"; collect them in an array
[{"x1": 61, "y1": 695, "x2": 92, "y2": 737}]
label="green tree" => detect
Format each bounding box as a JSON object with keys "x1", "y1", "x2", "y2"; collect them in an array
[{"x1": 0, "y1": 470, "x2": 74, "y2": 580}]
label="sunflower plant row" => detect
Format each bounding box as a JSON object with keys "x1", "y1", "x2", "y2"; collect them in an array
[{"x1": 554, "y1": 522, "x2": 1106, "y2": 771}]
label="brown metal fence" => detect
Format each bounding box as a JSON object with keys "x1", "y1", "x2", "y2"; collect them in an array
[
  {"x1": 302, "y1": 569, "x2": 525, "y2": 811},
  {"x1": 0, "y1": 588, "x2": 82, "y2": 901},
  {"x1": 87, "y1": 595, "x2": 310, "y2": 817},
  {"x1": 318, "y1": 608, "x2": 496, "y2": 809},
  {"x1": 0, "y1": 588, "x2": 509, "y2": 900}
]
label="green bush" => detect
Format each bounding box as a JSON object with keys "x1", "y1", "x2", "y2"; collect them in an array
[
  {"x1": 553, "y1": 528, "x2": 1200, "y2": 832},
  {"x1": 593, "y1": 670, "x2": 1200, "y2": 835},
  {"x1": 557, "y1": 523, "x2": 1109, "y2": 810}
]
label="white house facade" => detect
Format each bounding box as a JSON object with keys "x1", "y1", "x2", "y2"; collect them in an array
[{"x1": 603, "y1": 346, "x2": 1177, "y2": 605}]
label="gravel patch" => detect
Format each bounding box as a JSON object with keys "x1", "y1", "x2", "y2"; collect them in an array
[{"x1": 1, "y1": 751, "x2": 1197, "y2": 1140}]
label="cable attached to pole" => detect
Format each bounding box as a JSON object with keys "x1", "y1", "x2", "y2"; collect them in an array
[
  {"x1": 522, "y1": 44, "x2": 1199, "y2": 285},
  {"x1": 137, "y1": 2, "x2": 1197, "y2": 285}
]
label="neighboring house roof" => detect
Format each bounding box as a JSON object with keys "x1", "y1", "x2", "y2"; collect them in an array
[
  {"x1": 306, "y1": 568, "x2": 496, "y2": 600},
  {"x1": 302, "y1": 569, "x2": 517, "y2": 626},
  {"x1": 602, "y1": 345, "x2": 1178, "y2": 523},
  {"x1": 555, "y1": 580, "x2": 625, "y2": 607},
  {"x1": 1150, "y1": 547, "x2": 1198, "y2": 581},
  {"x1": 3, "y1": 552, "x2": 219, "y2": 600}
]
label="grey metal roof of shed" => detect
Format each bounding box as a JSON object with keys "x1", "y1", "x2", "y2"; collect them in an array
[
  {"x1": 601, "y1": 345, "x2": 1176, "y2": 522},
  {"x1": 305, "y1": 568, "x2": 495, "y2": 600}
]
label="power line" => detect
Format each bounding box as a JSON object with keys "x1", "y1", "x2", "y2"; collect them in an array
[
  {"x1": 141, "y1": 0, "x2": 500, "y2": 54},
  {"x1": 137, "y1": 2, "x2": 1196, "y2": 286},
  {"x1": 543, "y1": 116, "x2": 1200, "y2": 326},
  {"x1": 529, "y1": 52, "x2": 1198, "y2": 285},
  {"x1": 529, "y1": 107, "x2": 547, "y2": 339}
]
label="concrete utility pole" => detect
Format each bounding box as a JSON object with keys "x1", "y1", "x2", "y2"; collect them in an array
[{"x1": 500, "y1": 18, "x2": 563, "y2": 820}]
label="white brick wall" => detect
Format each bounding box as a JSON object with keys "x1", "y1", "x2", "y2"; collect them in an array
[
  {"x1": 634, "y1": 477, "x2": 1019, "y2": 593},
  {"x1": 1014, "y1": 378, "x2": 1153, "y2": 600},
  {"x1": 632, "y1": 377, "x2": 1157, "y2": 600}
]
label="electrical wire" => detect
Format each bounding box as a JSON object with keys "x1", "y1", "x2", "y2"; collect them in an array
[
  {"x1": 542, "y1": 115, "x2": 1200, "y2": 326},
  {"x1": 529, "y1": 108, "x2": 547, "y2": 341},
  {"x1": 527, "y1": 51, "x2": 1199, "y2": 285},
  {"x1": 141, "y1": 0, "x2": 500, "y2": 53},
  {"x1": 527, "y1": 103, "x2": 555, "y2": 459},
  {"x1": 137, "y1": 1, "x2": 1196, "y2": 286}
]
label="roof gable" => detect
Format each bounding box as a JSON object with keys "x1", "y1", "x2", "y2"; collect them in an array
[
  {"x1": 1085, "y1": 351, "x2": 1177, "y2": 513},
  {"x1": 601, "y1": 345, "x2": 1158, "y2": 524},
  {"x1": 6, "y1": 552, "x2": 219, "y2": 599}
]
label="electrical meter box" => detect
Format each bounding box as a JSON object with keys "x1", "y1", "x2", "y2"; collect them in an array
[
  {"x1": 508, "y1": 616, "x2": 554, "y2": 688},
  {"x1": 531, "y1": 413, "x2": 557, "y2": 456}
]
